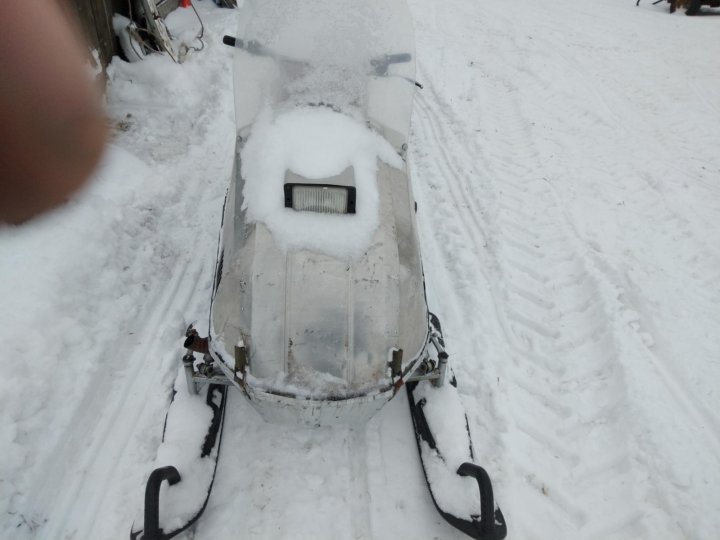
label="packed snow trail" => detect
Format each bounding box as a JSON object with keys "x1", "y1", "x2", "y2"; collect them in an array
[
  {"x1": 1, "y1": 1, "x2": 720, "y2": 540},
  {"x1": 410, "y1": 0, "x2": 720, "y2": 538}
]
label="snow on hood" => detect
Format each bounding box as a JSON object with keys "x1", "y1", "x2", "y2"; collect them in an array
[{"x1": 240, "y1": 106, "x2": 403, "y2": 260}]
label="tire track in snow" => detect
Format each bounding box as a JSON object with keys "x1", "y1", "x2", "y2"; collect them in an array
[
  {"x1": 476, "y1": 116, "x2": 647, "y2": 540},
  {"x1": 409, "y1": 11, "x2": 659, "y2": 537},
  {"x1": 428, "y1": 2, "x2": 718, "y2": 535},
  {"x1": 497, "y1": 2, "x2": 720, "y2": 464},
  {"x1": 348, "y1": 428, "x2": 373, "y2": 540},
  {"x1": 546, "y1": 179, "x2": 720, "y2": 452},
  {"x1": 505, "y1": 13, "x2": 720, "y2": 254}
]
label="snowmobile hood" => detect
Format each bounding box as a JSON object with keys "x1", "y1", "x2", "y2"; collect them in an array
[
  {"x1": 209, "y1": 151, "x2": 428, "y2": 424},
  {"x1": 208, "y1": 0, "x2": 426, "y2": 426}
]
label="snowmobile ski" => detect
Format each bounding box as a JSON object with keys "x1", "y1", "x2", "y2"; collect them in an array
[
  {"x1": 406, "y1": 316, "x2": 507, "y2": 540},
  {"x1": 130, "y1": 375, "x2": 227, "y2": 540}
]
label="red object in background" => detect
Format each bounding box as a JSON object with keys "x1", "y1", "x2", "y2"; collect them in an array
[{"x1": 180, "y1": 0, "x2": 192, "y2": 7}]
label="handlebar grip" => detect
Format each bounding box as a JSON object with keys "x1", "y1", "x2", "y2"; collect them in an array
[{"x1": 385, "y1": 53, "x2": 412, "y2": 64}]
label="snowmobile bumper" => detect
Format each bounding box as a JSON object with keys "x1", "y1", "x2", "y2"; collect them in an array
[
  {"x1": 242, "y1": 384, "x2": 395, "y2": 427},
  {"x1": 207, "y1": 343, "x2": 400, "y2": 426}
]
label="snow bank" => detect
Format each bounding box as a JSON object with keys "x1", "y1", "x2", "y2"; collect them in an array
[{"x1": 241, "y1": 106, "x2": 402, "y2": 259}]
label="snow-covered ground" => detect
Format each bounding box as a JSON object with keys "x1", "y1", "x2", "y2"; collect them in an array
[{"x1": 2, "y1": 1, "x2": 719, "y2": 539}]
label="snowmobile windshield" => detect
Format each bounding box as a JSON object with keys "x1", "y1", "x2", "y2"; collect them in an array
[{"x1": 231, "y1": 0, "x2": 416, "y2": 151}]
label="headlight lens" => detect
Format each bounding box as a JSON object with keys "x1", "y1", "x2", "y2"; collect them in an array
[{"x1": 284, "y1": 184, "x2": 356, "y2": 214}]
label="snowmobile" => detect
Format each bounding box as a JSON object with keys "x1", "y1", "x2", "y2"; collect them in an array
[{"x1": 131, "y1": 1, "x2": 506, "y2": 539}]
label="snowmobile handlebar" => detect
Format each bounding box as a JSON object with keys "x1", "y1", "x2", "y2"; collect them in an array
[
  {"x1": 222, "y1": 35, "x2": 411, "y2": 77},
  {"x1": 370, "y1": 53, "x2": 412, "y2": 76},
  {"x1": 222, "y1": 35, "x2": 274, "y2": 57}
]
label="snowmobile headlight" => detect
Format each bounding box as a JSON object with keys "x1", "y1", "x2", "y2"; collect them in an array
[{"x1": 284, "y1": 184, "x2": 356, "y2": 215}]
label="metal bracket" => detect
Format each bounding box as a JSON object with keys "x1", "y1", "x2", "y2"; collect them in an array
[
  {"x1": 430, "y1": 334, "x2": 449, "y2": 387},
  {"x1": 183, "y1": 352, "x2": 199, "y2": 395},
  {"x1": 389, "y1": 348, "x2": 403, "y2": 377}
]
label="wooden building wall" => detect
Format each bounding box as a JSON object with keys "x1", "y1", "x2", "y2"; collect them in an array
[
  {"x1": 66, "y1": 0, "x2": 181, "y2": 70},
  {"x1": 66, "y1": 0, "x2": 126, "y2": 71}
]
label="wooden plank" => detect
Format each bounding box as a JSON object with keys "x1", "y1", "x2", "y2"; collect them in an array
[
  {"x1": 92, "y1": 0, "x2": 115, "y2": 66},
  {"x1": 156, "y1": 0, "x2": 180, "y2": 19},
  {"x1": 67, "y1": 0, "x2": 117, "y2": 70}
]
